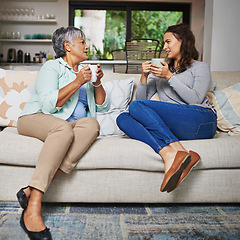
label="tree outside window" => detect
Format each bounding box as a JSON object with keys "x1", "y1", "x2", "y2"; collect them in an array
[{"x1": 73, "y1": 7, "x2": 184, "y2": 59}]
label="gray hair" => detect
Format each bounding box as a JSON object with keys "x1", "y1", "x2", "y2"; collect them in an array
[{"x1": 52, "y1": 26, "x2": 86, "y2": 58}]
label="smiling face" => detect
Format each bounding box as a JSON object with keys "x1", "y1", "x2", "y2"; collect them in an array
[
  {"x1": 66, "y1": 36, "x2": 89, "y2": 62},
  {"x1": 163, "y1": 32, "x2": 182, "y2": 64}
]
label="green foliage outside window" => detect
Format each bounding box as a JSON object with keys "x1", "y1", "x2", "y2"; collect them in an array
[
  {"x1": 103, "y1": 11, "x2": 126, "y2": 59},
  {"x1": 104, "y1": 10, "x2": 182, "y2": 59},
  {"x1": 131, "y1": 11, "x2": 182, "y2": 53},
  {"x1": 75, "y1": 10, "x2": 182, "y2": 59}
]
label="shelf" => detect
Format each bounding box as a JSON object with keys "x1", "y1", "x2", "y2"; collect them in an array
[
  {"x1": 1, "y1": 0, "x2": 57, "y2": 2},
  {"x1": 0, "y1": 39, "x2": 52, "y2": 43},
  {"x1": 0, "y1": 19, "x2": 57, "y2": 24}
]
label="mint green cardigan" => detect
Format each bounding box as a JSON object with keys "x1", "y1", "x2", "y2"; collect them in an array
[{"x1": 20, "y1": 58, "x2": 110, "y2": 119}]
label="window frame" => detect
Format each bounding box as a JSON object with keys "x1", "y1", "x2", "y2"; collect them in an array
[{"x1": 69, "y1": 1, "x2": 191, "y2": 41}]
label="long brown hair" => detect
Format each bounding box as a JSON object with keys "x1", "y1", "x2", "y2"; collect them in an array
[{"x1": 165, "y1": 23, "x2": 199, "y2": 73}]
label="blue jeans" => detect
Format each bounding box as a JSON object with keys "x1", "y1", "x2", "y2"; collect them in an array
[{"x1": 116, "y1": 100, "x2": 217, "y2": 153}]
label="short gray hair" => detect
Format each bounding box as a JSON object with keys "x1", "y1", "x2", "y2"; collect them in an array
[{"x1": 52, "y1": 26, "x2": 86, "y2": 58}]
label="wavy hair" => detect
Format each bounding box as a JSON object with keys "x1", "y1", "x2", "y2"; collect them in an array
[
  {"x1": 52, "y1": 26, "x2": 86, "y2": 58},
  {"x1": 165, "y1": 23, "x2": 199, "y2": 73}
]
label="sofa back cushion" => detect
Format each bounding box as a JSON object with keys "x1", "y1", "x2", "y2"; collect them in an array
[
  {"x1": 207, "y1": 83, "x2": 240, "y2": 135},
  {"x1": 0, "y1": 69, "x2": 38, "y2": 127}
]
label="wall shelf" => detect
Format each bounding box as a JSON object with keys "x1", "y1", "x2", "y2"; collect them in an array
[
  {"x1": 1, "y1": 0, "x2": 57, "y2": 2},
  {"x1": 0, "y1": 19, "x2": 57, "y2": 24},
  {"x1": 0, "y1": 39, "x2": 52, "y2": 43}
]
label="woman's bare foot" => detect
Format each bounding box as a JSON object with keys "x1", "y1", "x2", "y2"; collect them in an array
[
  {"x1": 23, "y1": 189, "x2": 46, "y2": 232},
  {"x1": 159, "y1": 146, "x2": 178, "y2": 173},
  {"x1": 22, "y1": 187, "x2": 32, "y2": 200},
  {"x1": 169, "y1": 142, "x2": 188, "y2": 153}
]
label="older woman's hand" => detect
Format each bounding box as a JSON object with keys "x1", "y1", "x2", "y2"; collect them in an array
[
  {"x1": 96, "y1": 64, "x2": 104, "y2": 81},
  {"x1": 75, "y1": 65, "x2": 92, "y2": 85}
]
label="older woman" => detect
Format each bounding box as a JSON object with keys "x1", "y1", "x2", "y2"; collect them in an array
[{"x1": 16, "y1": 26, "x2": 110, "y2": 240}]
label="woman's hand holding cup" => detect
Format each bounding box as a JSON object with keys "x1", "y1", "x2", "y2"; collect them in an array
[
  {"x1": 142, "y1": 61, "x2": 152, "y2": 76},
  {"x1": 75, "y1": 65, "x2": 92, "y2": 86},
  {"x1": 150, "y1": 58, "x2": 172, "y2": 79},
  {"x1": 90, "y1": 64, "x2": 103, "y2": 87}
]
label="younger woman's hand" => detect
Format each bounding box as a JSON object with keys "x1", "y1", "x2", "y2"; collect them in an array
[
  {"x1": 151, "y1": 61, "x2": 172, "y2": 80},
  {"x1": 142, "y1": 61, "x2": 151, "y2": 76}
]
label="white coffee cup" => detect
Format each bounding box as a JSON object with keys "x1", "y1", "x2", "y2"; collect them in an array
[
  {"x1": 151, "y1": 58, "x2": 165, "y2": 65},
  {"x1": 89, "y1": 64, "x2": 98, "y2": 83}
]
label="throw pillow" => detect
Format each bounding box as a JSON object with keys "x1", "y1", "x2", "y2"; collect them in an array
[
  {"x1": 0, "y1": 68, "x2": 134, "y2": 136},
  {"x1": 208, "y1": 83, "x2": 240, "y2": 135},
  {"x1": 97, "y1": 78, "x2": 135, "y2": 136},
  {"x1": 0, "y1": 68, "x2": 38, "y2": 127}
]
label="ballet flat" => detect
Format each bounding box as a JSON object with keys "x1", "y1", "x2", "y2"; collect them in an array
[
  {"x1": 160, "y1": 151, "x2": 191, "y2": 192},
  {"x1": 20, "y1": 209, "x2": 52, "y2": 240},
  {"x1": 167, "y1": 150, "x2": 201, "y2": 193},
  {"x1": 16, "y1": 186, "x2": 28, "y2": 209}
]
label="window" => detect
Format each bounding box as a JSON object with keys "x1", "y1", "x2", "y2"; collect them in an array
[{"x1": 69, "y1": 1, "x2": 190, "y2": 59}]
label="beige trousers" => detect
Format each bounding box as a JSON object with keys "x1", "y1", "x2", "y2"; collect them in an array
[{"x1": 17, "y1": 113, "x2": 100, "y2": 193}]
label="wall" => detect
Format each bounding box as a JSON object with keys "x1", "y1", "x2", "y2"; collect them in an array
[{"x1": 203, "y1": 0, "x2": 240, "y2": 71}]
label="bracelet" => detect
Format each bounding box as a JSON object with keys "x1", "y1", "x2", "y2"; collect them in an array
[
  {"x1": 166, "y1": 74, "x2": 174, "y2": 81},
  {"x1": 92, "y1": 82, "x2": 102, "y2": 87}
]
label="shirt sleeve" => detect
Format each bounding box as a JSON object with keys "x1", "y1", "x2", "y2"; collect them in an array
[
  {"x1": 136, "y1": 74, "x2": 158, "y2": 100},
  {"x1": 35, "y1": 61, "x2": 60, "y2": 114},
  {"x1": 168, "y1": 62, "x2": 211, "y2": 105}
]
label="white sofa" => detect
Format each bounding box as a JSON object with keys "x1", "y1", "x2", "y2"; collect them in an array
[{"x1": 0, "y1": 69, "x2": 240, "y2": 203}]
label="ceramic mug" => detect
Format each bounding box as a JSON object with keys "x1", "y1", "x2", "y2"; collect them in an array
[
  {"x1": 89, "y1": 64, "x2": 98, "y2": 83},
  {"x1": 151, "y1": 58, "x2": 165, "y2": 65}
]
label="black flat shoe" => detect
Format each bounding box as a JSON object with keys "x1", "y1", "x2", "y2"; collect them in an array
[
  {"x1": 16, "y1": 186, "x2": 28, "y2": 209},
  {"x1": 20, "y1": 210, "x2": 52, "y2": 240}
]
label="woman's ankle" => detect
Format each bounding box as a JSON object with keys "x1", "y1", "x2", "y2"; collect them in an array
[
  {"x1": 23, "y1": 187, "x2": 32, "y2": 199},
  {"x1": 169, "y1": 142, "x2": 188, "y2": 152}
]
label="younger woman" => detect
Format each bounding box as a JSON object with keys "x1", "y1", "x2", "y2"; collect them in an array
[{"x1": 117, "y1": 23, "x2": 217, "y2": 193}]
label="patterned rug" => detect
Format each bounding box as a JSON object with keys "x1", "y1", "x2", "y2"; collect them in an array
[{"x1": 0, "y1": 202, "x2": 240, "y2": 239}]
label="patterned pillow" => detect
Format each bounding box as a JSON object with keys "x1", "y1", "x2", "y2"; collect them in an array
[
  {"x1": 208, "y1": 83, "x2": 240, "y2": 135},
  {"x1": 0, "y1": 68, "x2": 135, "y2": 136},
  {"x1": 97, "y1": 78, "x2": 135, "y2": 136},
  {"x1": 0, "y1": 69, "x2": 38, "y2": 127}
]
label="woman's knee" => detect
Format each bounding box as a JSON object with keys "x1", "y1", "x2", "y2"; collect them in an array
[
  {"x1": 116, "y1": 112, "x2": 131, "y2": 130},
  {"x1": 128, "y1": 100, "x2": 145, "y2": 117},
  {"x1": 56, "y1": 121, "x2": 74, "y2": 141},
  {"x1": 79, "y1": 117, "x2": 100, "y2": 135}
]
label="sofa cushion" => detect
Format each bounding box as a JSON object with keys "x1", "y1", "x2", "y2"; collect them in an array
[
  {"x1": 97, "y1": 78, "x2": 134, "y2": 136},
  {"x1": 1, "y1": 127, "x2": 240, "y2": 171},
  {"x1": 0, "y1": 68, "x2": 38, "y2": 127},
  {"x1": 208, "y1": 83, "x2": 240, "y2": 135}
]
